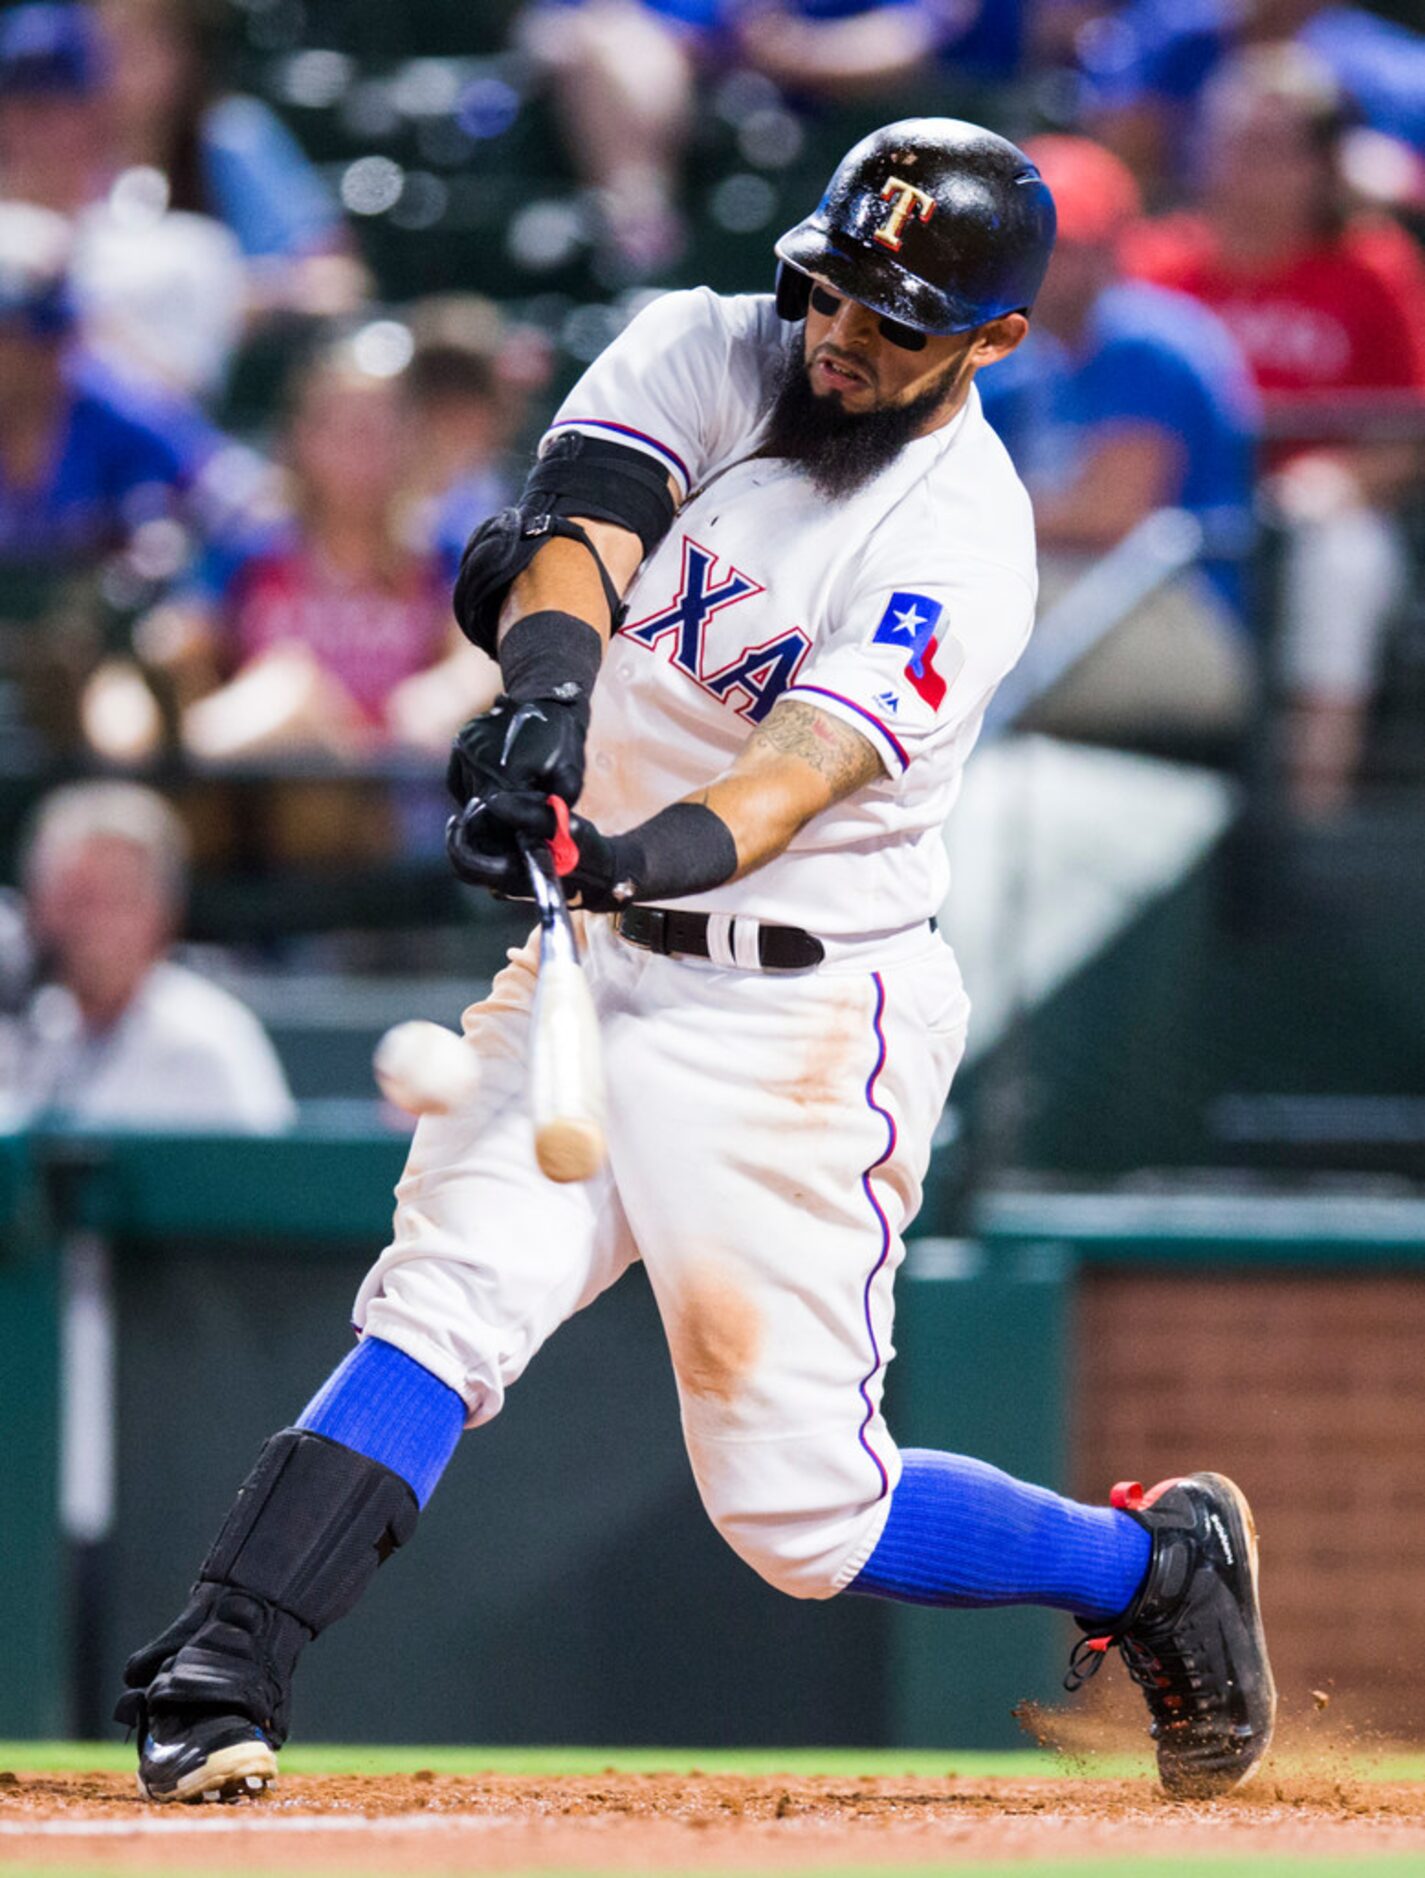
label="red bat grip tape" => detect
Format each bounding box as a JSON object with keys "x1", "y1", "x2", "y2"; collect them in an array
[{"x1": 546, "y1": 795, "x2": 579, "y2": 877}]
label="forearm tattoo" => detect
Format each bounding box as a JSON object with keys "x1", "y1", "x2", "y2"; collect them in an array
[{"x1": 746, "y1": 698, "x2": 882, "y2": 798}]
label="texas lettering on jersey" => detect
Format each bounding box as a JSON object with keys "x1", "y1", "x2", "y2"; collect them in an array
[{"x1": 621, "y1": 535, "x2": 812, "y2": 723}]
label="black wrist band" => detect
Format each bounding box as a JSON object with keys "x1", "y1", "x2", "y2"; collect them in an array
[
  {"x1": 498, "y1": 610, "x2": 603, "y2": 703},
  {"x1": 608, "y1": 802, "x2": 738, "y2": 903}
]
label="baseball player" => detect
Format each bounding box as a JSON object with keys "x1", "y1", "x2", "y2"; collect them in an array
[{"x1": 117, "y1": 119, "x2": 1274, "y2": 1804}]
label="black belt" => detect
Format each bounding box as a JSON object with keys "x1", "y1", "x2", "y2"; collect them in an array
[{"x1": 614, "y1": 906, "x2": 826, "y2": 971}]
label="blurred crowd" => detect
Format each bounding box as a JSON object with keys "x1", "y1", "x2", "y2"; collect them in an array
[{"x1": 1, "y1": 0, "x2": 1424, "y2": 1121}]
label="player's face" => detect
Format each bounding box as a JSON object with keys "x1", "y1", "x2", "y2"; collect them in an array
[
  {"x1": 803, "y1": 285, "x2": 1026, "y2": 422},
  {"x1": 765, "y1": 285, "x2": 1029, "y2": 497},
  {"x1": 804, "y1": 288, "x2": 970, "y2": 414}
]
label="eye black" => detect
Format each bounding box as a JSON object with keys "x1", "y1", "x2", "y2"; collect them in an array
[{"x1": 807, "y1": 283, "x2": 928, "y2": 353}]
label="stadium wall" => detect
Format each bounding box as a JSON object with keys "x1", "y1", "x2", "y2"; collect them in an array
[{"x1": 4, "y1": 1138, "x2": 1425, "y2": 1746}]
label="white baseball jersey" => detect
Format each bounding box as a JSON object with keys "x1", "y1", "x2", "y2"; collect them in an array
[{"x1": 549, "y1": 287, "x2": 1038, "y2": 938}]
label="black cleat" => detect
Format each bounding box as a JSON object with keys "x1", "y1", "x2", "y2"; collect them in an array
[
  {"x1": 1065, "y1": 1472, "x2": 1276, "y2": 1799},
  {"x1": 135, "y1": 1710, "x2": 278, "y2": 1805}
]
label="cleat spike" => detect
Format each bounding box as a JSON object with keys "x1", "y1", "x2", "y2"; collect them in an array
[{"x1": 132, "y1": 1714, "x2": 279, "y2": 1804}]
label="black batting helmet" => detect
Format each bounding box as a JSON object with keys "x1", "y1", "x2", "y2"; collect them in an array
[{"x1": 774, "y1": 118, "x2": 1057, "y2": 337}]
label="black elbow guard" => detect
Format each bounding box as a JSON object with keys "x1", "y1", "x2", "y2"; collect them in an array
[
  {"x1": 452, "y1": 506, "x2": 608, "y2": 659},
  {"x1": 452, "y1": 433, "x2": 677, "y2": 657},
  {"x1": 525, "y1": 432, "x2": 676, "y2": 554}
]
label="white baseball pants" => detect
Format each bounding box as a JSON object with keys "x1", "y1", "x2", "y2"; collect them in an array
[{"x1": 354, "y1": 915, "x2": 968, "y2": 1598}]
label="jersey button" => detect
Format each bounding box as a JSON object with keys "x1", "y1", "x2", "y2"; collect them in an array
[
  {"x1": 617, "y1": 664, "x2": 634, "y2": 681},
  {"x1": 594, "y1": 753, "x2": 612, "y2": 771}
]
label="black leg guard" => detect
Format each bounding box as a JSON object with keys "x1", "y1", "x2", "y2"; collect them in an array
[{"x1": 114, "y1": 1429, "x2": 418, "y2": 1745}]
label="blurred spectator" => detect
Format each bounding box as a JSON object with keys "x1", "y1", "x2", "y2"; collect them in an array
[
  {"x1": 520, "y1": 0, "x2": 1021, "y2": 277},
  {"x1": 0, "y1": 1, "x2": 108, "y2": 214},
  {"x1": 1123, "y1": 45, "x2": 1425, "y2": 812},
  {"x1": 0, "y1": 0, "x2": 363, "y2": 372},
  {"x1": 518, "y1": 0, "x2": 699, "y2": 277},
  {"x1": 733, "y1": 0, "x2": 1025, "y2": 97},
  {"x1": 143, "y1": 341, "x2": 497, "y2": 764},
  {"x1": 979, "y1": 134, "x2": 1259, "y2": 740},
  {"x1": 2, "y1": 780, "x2": 295, "y2": 1130},
  {"x1": 0, "y1": 197, "x2": 271, "y2": 751},
  {"x1": 71, "y1": 169, "x2": 249, "y2": 401},
  {"x1": 403, "y1": 295, "x2": 529, "y2": 581},
  {"x1": 0, "y1": 196, "x2": 243, "y2": 569},
  {"x1": 0, "y1": 4, "x2": 246, "y2": 396},
  {"x1": 95, "y1": 0, "x2": 367, "y2": 320},
  {"x1": 1077, "y1": 0, "x2": 1425, "y2": 200}
]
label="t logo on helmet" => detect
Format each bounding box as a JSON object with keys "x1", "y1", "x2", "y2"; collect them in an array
[{"x1": 873, "y1": 177, "x2": 936, "y2": 251}]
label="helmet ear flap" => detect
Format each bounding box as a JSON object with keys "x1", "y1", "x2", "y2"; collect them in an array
[{"x1": 774, "y1": 261, "x2": 811, "y2": 322}]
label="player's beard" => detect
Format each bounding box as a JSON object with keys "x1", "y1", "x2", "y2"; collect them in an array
[{"x1": 760, "y1": 333, "x2": 968, "y2": 500}]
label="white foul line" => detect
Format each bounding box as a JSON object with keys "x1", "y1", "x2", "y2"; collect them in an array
[{"x1": 0, "y1": 1812, "x2": 519, "y2": 1838}]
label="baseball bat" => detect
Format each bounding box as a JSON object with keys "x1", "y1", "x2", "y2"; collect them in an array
[{"x1": 521, "y1": 841, "x2": 607, "y2": 1183}]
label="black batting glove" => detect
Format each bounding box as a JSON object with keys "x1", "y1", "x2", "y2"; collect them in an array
[
  {"x1": 485, "y1": 792, "x2": 625, "y2": 909},
  {"x1": 445, "y1": 789, "x2": 627, "y2": 911},
  {"x1": 444, "y1": 794, "x2": 527, "y2": 898},
  {"x1": 445, "y1": 687, "x2": 591, "y2": 814}
]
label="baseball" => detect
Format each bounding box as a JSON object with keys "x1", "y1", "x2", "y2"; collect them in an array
[{"x1": 373, "y1": 1021, "x2": 481, "y2": 1116}]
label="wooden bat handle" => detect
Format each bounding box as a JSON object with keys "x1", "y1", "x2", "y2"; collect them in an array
[
  {"x1": 521, "y1": 838, "x2": 607, "y2": 1184},
  {"x1": 531, "y1": 954, "x2": 606, "y2": 1182}
]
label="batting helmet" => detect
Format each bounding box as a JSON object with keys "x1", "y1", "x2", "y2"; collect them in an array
[{"x1": 774, "y1": 118, "x2": 1056, "y2": 337}]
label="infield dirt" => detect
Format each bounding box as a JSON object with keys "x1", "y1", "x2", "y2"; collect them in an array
[{"x1": 4, "y1": 1767, "x2": 1425, "y2": 1871}]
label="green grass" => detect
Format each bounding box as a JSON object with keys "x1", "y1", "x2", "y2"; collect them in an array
[
  {"x1": 5, "y1": 1739, "x2": 1425, "y2": 1780},
  {"x1": 0, "y1": 1741, "x2": 1070, "y2": 1778}
]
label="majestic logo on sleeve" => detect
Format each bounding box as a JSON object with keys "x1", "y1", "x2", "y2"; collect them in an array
[
  {"x1": 873, "y1": 177, "x2": 936, "y2": 252},
  {"x1": 871, "y1": 590, "x2": 951, "y2": 709},
  {"x1": 622, "y1": 537, "x2": 810, "y2": 723}
]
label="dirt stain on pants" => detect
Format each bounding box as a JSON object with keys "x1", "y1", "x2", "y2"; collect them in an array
[{"x1": 664, "y1": 1262, "x2": 763, "y2": 1404}]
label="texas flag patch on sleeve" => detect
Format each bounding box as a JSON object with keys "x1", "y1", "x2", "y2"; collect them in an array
[{"x1": 871, "y1": 591, "x2": 951, "y2": 710}]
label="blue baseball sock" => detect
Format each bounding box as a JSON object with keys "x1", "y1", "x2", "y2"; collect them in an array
[
  {"x1": 849, "y1": 1449, "x2": 1153, "y2": 1623},
  {"x1": 297, "y1": 1337, "x2": 465, "y2": 1508}
]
